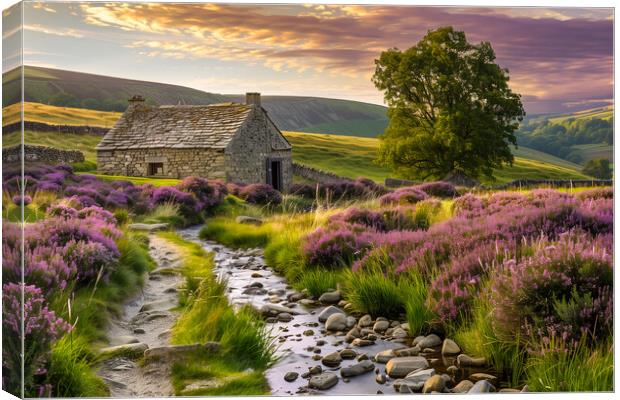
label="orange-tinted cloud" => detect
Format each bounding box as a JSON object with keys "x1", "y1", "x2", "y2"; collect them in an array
[{"x1": 79, "y1": 3, "x2": 612, "y2": 113}]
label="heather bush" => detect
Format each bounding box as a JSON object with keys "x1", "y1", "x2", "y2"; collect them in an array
[
  {"x1": 151, "y1": 186, "x2": 199, "y2": 218},
  {"x1": 239, "y1": 183, "x2": 282, "y2": 205},
  {"x1": 289, "y1": 183, "x2": 317, "y2": 198},
  {"x1": 414, "y1": 181, "x2": 459, "y2": 198},
  {"x1": 379, "y1": 186, "x2": 428, "y2": 206},
  {"x1": 77, "y1": 206, "x2": 117, "y2": 225},
  {"x1": 354, "y1": 177, "x2": 390, "y2": 196},
  {"x1": 177, "y1": 176, "x2": 226, "y2": 210},
  {"x1": 64, "y1": 240, "x2": 119, "y2": 284},
  {"x1": 577, "y1": 187, "x2": 613, "y2": 201},
  {"x1": 491, "y1": 232, "x2": 613, "y2": 349},
  {"x1": 303, "y1": 224, "x2": 374, "y2": 268},
  {"x1": 2, "y1": 283, "x2": 71, "y2": 397}
]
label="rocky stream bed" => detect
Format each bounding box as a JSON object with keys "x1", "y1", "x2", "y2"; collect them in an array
[{"x1": 96, "y1": 226, "x2": 527, "y2": 396}]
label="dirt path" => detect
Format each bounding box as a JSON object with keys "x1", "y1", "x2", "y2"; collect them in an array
[{"x1": 97, "y1": 235, "x2": 185, "y2": 397}]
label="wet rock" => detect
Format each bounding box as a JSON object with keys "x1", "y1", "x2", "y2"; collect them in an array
[
  {"x1": 422, "y1": 375, "x2": 445, "y2": 393},
  {"x1": 288, "y1": 292, "x2": 306, "y2": 302},
  {"x1": 345, "y1": 316, "x2": 357, "y2": 329},
  {"x1": 521, "y1": 385, "x2": 529, "y2": 392},
  {"x1": 441, "y1": 338, "x2": 461, "y2": 355},
  {"x1": 249, "y1": 281, "x2": 264, "y2": 288},
  {"x1": 469, "y1": 372, "x2": 497, "y2": 383},
  {"x1": 394, "y1": 346, "x2": 420, "y2": 357},
  {"x1": 393, "y1": 368, "x2": 435, "y2": 392},
  {"x1": 412, "y1": 335, "x2": 426, "y2": 346},
  {"x1": 340, "y1": 360, "x2": 375, "y2": 377},
  {"x1": 357, "y1": 353, "x2": 369, "y2": 361},
  {"x1": 325, "y1": 313, "x2": 347, "y2": 331},
  {"x1": 277, "y1": 313, "x2": 293, "y2": 322},
  {"x1": 321, "y1": 351, "x2": 342, "y2": 367},
  {"x1": 452, "y1": 379, "x2": 474, "y2": 393},
  {"x1": 446, "y1": 365, "x2": 458, "y2": 375},
  {"x1": 319, "y1": 290, "x2": 341, "y2": 304},
  {"x1": 358, "y1": 314, "x2": 373, "y2": 327},
  {"x1": 312, "y1": 354, "x2": 322, "y2": 361},
  {"x1": 400, "y1": 322, "x2": 410, "y2": 331},
  {"x1": 261, "y1": 303, "x2": 304, "y2": 317},
  {"x1": 391, "y1": 327, "x2": 408, "y2": 339},
  {"x1": 457, "y1": 354, "x2": 487, "y2": 368},
  {"x1": 133, "y1": 328, "x2": 146, "y2": 334},
  {"x1": 318, "y1": 306, "x2": 344, "y2": 322},
  {"x1": 376, "y1": 373, "x2": 387, "y2": 384},
  {"x1": 251, "y1": 272, "x2": 263, "y2": 278},
  {"x1": 284, "y1": 372, "x2": 299, "y2": 382},
  {"x1": 309, "y1": 365, "x2": 323, "y2": 375},
  {"x1": 418, "y1": 334, "x2": 442, "y2": 348},
  {"x1": 345, "y1": 327, "x2": 360, "y2": 342},
  {"x1": 373, "y1": 320, "x2": 390, "y2": 333},
  {"x1": 300, "y1": 299, "x2": 318, "y2": 307},
  {"x1": 352, "y1": 338, "x2": 374, "y2": 347},
  {"x1": 99, "y1": 343, "x2": 148, "y2": 359},
  {"x1": 316, "y1": 339, "x2": 326, "y2": 346},
  {"x1": 339, "y1": 348, "x2": 357, "y2": 359},
  {"x1": 244, "y1": 287, "x2": 268, "y2": 295},
  {"x1": 235, "y1": 216, "x2": 263, "y2": 225},
  {"x1": 303, "y1": 329, "x2": 315, "y2": 336},
  {"x1": 309, "y1": 372, "x2": 338, "y2": 390},
  {"x1": 386, "y1": 356, "x2": 430, "y2": 378},
  {"x1": 499, "y1": 388, "x2": 521, "y2": 393},
  {"x1": 375, "y1": 349, "x2": 396, "y2": 363},
  {"x1": 468, "y1": 380, "x2": 495, "y2": 393}
]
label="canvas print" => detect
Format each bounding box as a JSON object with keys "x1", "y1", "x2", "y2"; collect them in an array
[{"x1": 1, "y1": 1, "x2": 614, "y2": 397}]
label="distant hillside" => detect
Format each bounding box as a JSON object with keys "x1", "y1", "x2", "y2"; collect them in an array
[{"x1": 3, "y1": 66, "x2": 388, "y2": 137}]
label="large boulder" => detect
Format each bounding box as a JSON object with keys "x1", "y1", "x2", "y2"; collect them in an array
[
  {"x1": 318, "y1": 306, "x2": 344, "y2": 322},
  {"x1": 309, "y1": 373, "x2": 339, "y2": 390},
  {"x1": 386, "y1": 356, "x2": 429, "y2": 378},
  {"x1": 325, "y1": 313, "x2": 347, "y2": 331}
]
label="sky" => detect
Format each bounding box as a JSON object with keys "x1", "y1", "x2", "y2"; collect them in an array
[{"x1": 2, "y1": 2, "x2": 614, "y2": 114}]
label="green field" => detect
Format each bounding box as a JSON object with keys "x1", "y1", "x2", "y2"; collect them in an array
[
  {"x1": 3, "y1": 130, "x2": 101, "y2": 162},
  {"x1": 284, "y1": 131, "x2": 592, "y2": 184},
  {"x1": 570, "y1": 143, "x2": 614, "y2": 163},
  {"x1": 3, "y1": 102, "x2": 122, "y2": 128}
]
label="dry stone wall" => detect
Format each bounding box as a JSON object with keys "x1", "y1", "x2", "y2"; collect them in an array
[
  {"x1": 97, "y1": 148, "x2": 226, "y2": 179},
  {"x1": 292, "y1": 163, "x2": 352, "y2": 183},
  {"x1": 2, "y1": 144, "x2": 84, "y2": 164},
  {"x1": 3, "y1": 121, "x2": 109, "y2": 135}
]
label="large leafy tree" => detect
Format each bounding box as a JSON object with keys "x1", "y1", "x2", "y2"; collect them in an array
[{"x1": 372, "y1": 27, "x2": 525, "y2": 180}]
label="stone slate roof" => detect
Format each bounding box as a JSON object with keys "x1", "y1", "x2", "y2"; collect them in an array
[{"x1": 96, "y1": 103, "x2": 254, "y2": 150}]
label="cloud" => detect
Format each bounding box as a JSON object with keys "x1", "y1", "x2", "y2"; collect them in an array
[
  {"x1": 25, "y1": 24, "x2": 85, "y2": 38},
  {"x1": 77, "y1": 4, "x2": 613, "y2": 113}
]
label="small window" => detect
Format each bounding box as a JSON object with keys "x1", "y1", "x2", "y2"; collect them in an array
[{"x1": 148, "y1": 162, "x2": 164, "y2": 176}]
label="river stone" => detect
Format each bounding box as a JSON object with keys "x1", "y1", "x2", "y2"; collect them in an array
[
  {"x1": 394, "y1": 346, "x2": 420, "y2": 357},
  {"x1": 468, "y1": 380, "x2": 496, "y2": 393},
  {"x1": 521, "y1": 385, "x2": 529, "y2": 392},
  {"x1": 339, "y1": 349, "x2": 357, "y2": 359},
  {"x1": 303, "y1": 329, "x2": 315, "y2": 336},
  {"x1": 345, "y1": 327, "x2": 360, "y2": 343},
  {"x1": 284, "y1": 372, "x2": 299, "y2": 382},
  {"x1": 309, "y1": 372, "x2": 338, "y2": 390},
  {"x1": 346, "y1": 316, "x2": 357, "y2": 329},
  {"x1": 319, "y1": 290, "x2": 341, "y2": 304},
  {"x1": 340, "y1": 360, "x2": 375, "y2": 377},
  {"x1": 457, "y1": 354, "x2": 487, "y2": 368},
  {"x1": 446, "y1": 365, "x2": 458, "y2": 375},
  {"x1": 422, "y1": 375, "x2": 445, "y2": 393},
  {"x1": 391, "y1": 327, "x2": 408, "y2": 339},
  {"x1": 261, "y1": 304, "x2": 304, "y2": 317},
  {"x1": 499, "y1": 388, "x2": 521, "y2": 393},
  {"x1": 321, "y1": 351, "x2": 342, "y2": 367},
  {"x1": 309, "y1": 365, "x2": 323, "y2": 375},
  {"x1": 412, "y1": 335, "x2": 426, "y2": 346},
  {"x1": 358, "y1": 314, "x2": 373, "y2": 327},
  {"x1": 393, "y1": 368, "x2": 435, "y2": 392},
  {"x1": 277, "y1": 313, "x2": 293, "y2": 322},
  {"x1": 452, "y1": 379, "x2": 474, "y2": 393},
  {"x1": 325, "y1": 313, "x2": 347, "y2": 331},
  {"x1": 133, "y1": 328, "x2": 146, "y2": 334},
  {"x1": 418, "y1": 334, "x2": 442, "y2": 348},
  {"x1": 376, "y1": 373, "x2": 387, "y2": 384},
  {"x1": 99, "y1": 343, "x2": 148, "y2": 359},
  {"x1": 110, "y1": 335, "x2": 140, "y2": 346},
  {"x1": 375, "y1": 349, "x2": 396, "y2": 363},
  {"x1": 386, "y1": 356, "x2": 430, "y2": 378},
  {"x1": 373, "y1": 320, "x2": 390, "y2": 333},
  {"x1": 318, "y1": 306, "x2": 344, "y2": 322},
  {"x1": 352, "y1": 338, "x2": 374, "y2": 347},
  {"x1": 441, "y1": 338, "x2": 461, "y2": 355},
  {"x1": 140, "y1": 299, "x2": 175, "y2": 312},
  {"x1": 235, "y1": 216, "x2": 263, "y2": 225},
  {"x1": 469, "y1": 373, "x2": 497, "y2": 383}
]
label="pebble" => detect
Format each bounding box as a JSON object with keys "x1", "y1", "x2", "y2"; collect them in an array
[
  {"x1": 321, "y1": 351, "x2": 342, "y2": 367},
  {"x1": 352, "y1": 338, "x2": 374, "y2": 347},
  {"x1": 284, "y1": 372, "x2": 299, "y2": 382},
  {"x1": 340, "y1": 360, "x2": 375, "y2": 377},
  {"x1": 309, "y1": 373, "x2": 338, "y2": 390},
  {"x1": 441, "y1": 338, "x2": 461, "y2": 355},
  {"x1": 358, "y1": 314, "x2": 373, "y2": 327},
  {"x1": 318, "y1": 290, "x2": 342, "y2": 304},
  {"x1": 386, "y1": 356, "x2": 430, "y2": 378},
  {"x1": 373, "y1": 320, "x2": 390, "y2": 333},
  {"x1": 457, "y1": 354, "x2": 487, "y2": 368},
  {"x1": 303, "y1": 329, "x2": 315, "y2": 336},
  {"x1": 422, "y1": 375, "x2": 445, "y2": 393},
  {"x1": 376, "y1": 373, "x2": 387, "y2": 384},
  {"x1": 469, "y1": 372, "x2": 497, "y2": 383},
  {"x1": 325, "y1": 313, "x2": 347, "y2": 331},
  {"x1": 375, "y1": 349, "x2": 396, "y2": 363},
  {"x1": 318, "y1": 306, "x2": 344, "y2": 322},
  {"x1": 339, "y1": 348, "x2": 357, "y2": 359},
  {"x1": 452, "y1": 379, "x2": 474, "y2": 393},
  {"x1": 417, "y1": 334, "x2": 442, "y2": 348},
  {"x1": 468, "y1": 380, "x2": 495, "y2": 393}
]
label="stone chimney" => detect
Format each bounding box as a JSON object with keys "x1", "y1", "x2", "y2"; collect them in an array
[
  {"x1": 128, "y1": 95, "x2": 146, "y2": 110},
  {"x1": 245, "y1": 92, "x2": 261, "y2": 106}
]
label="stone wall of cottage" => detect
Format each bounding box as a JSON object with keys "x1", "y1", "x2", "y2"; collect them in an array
[
  {"x1": 225, "y1": 106, "x2": 292, "y2": 190},
  {"x1": 97, "y1": 148, "x2": 226, "y2": 179}
]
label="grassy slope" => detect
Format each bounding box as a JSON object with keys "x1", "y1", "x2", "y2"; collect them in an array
[
  {"x1": 3, "y1": 102, "x2": 121, "y2": 127},
  {"x1": 284, "y1": 131, "x2": 591, "y2": 184},
  {"x1": 4, "y1": 130, "x2": 102, "y2": 162},
  {"x1": 570, "y1": 143, "x2": 614, "y2": 164}
]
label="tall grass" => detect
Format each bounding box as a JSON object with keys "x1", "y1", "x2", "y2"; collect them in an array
[
  {"x1": 295, "y1": 269, "x2": 343, "y2": 298},
  {"x1": 200, "y1": 218, "x2": 273, "y2": 248},
  {"x1": 525, "y1": 337, "x2": 613, "y2": 391}
]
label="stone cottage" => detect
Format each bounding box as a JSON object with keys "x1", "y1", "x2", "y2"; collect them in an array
[{"x1": 96, "y1": 93, "x2": 292, "y2": 191}]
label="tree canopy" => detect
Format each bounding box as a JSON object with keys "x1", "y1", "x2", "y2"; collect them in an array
[{"x1": 372, "y1": 27, "x2": 525, "y2": 180}]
